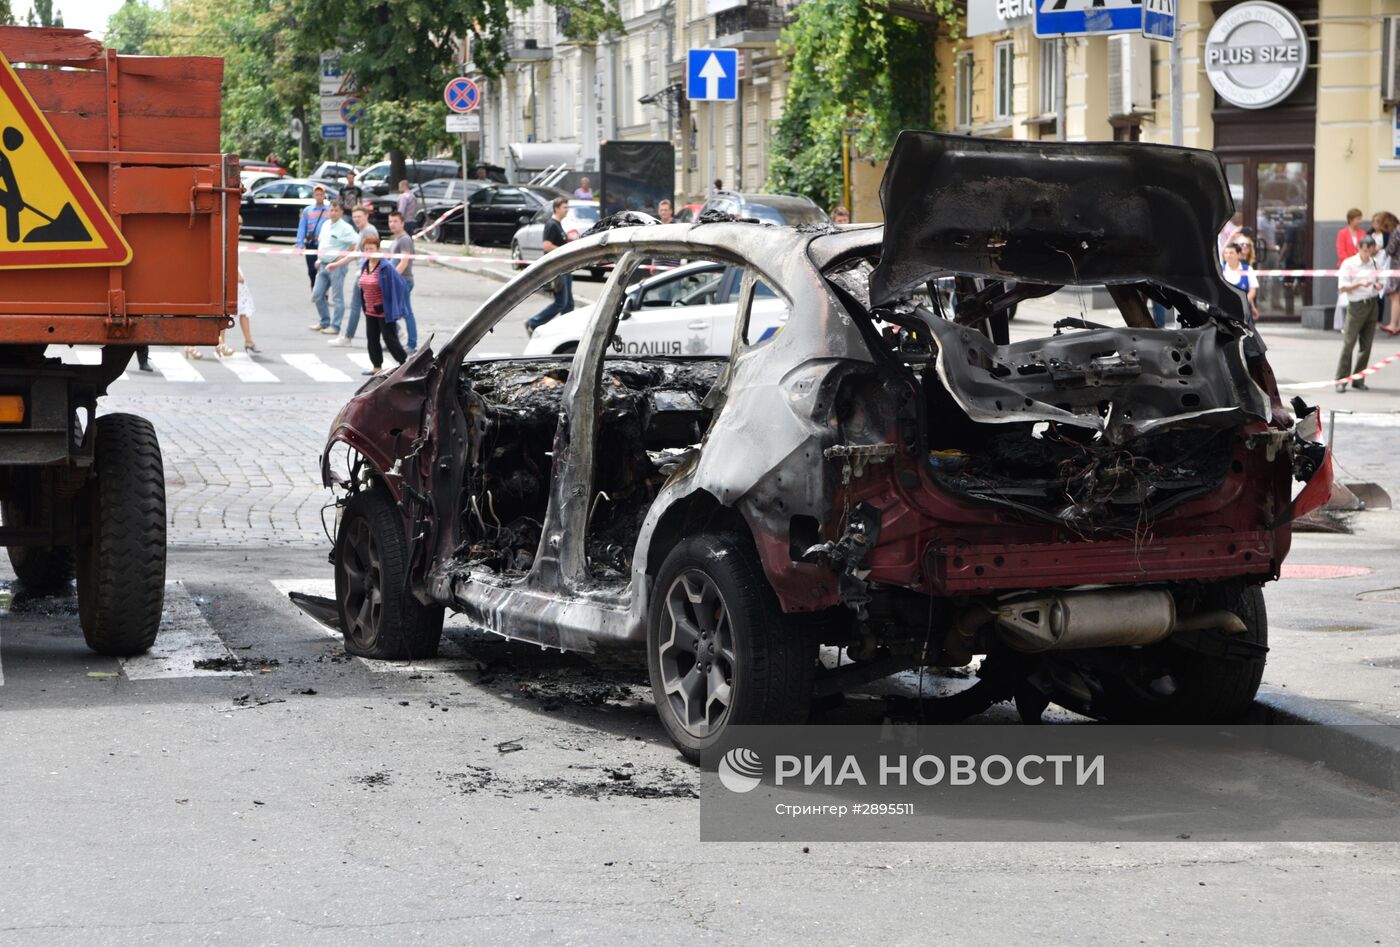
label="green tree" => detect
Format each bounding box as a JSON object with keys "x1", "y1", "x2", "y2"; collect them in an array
[
  {"x1": 105, "y1": 0, "x2": 167, "y2": 55},
  {"x1": 768, "y1": 0, "x2": 955, "y2": 209},
  {"x1": 0, "y1": 1, "x2": 15, "y2": 25},
  {"x1": 25, "y1": 0, "x2": 62, "y2": 27}
]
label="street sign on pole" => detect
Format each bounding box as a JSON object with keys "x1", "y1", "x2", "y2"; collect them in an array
[
  {"x1": 1034, "y1": 0, "x2": 1143, "y2": 38},
  {"x1": 321, "y1": 124, "x2": 346, "y2": 140},
  {"x1": 340, "y1": 97, "x2": 365, "y2": 125},
  {"x1": 289, "y1": 117, "x2": 303, "y2": 139},
  {"x1": 446, "y1": 112, "x2": 481, "y2": 133},
  {"x1": 685, "y1": 48, "x2": 738, "y2": 101},
  {"x1": 1142, "y1": 0, "x2": 1176, "y2": 42},
  {"x1": 444, "y1": 76, "x2": 480, "y2": 113},
  {"x1": 346, "y1": 125, "x2": 360, "y2": 157}
]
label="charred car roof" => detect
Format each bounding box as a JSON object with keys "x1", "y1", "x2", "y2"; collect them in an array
[{"x1": 868, "y1": 131, "x2": 1238, "y2": 311}]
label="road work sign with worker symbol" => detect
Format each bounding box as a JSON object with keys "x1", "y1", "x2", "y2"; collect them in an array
[{"x1": 0, "y1": 53, "x2": 132, "y2": 269}]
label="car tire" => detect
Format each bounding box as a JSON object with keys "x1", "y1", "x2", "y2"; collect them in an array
[
  {"x1": 334, "y1": 487, "x2": 443, "y2": 660},
  {"x1": 251, "y1": 233, "x2": 270, "y2": 242},
  {"x1": 1156, "y1": 582, "x2": 1268, "y2": 722},
  {"x1": 3, "y1": 483, "x2": 74, "y2": 594},
  {"x1": 76, "y1": 413, "x2": 166, "y2": 656},
  {"x1": 553, "y1": 342, "x2": 578, "y2": 356},
  {"x1": 510, "y1": 240, "x2": 523, "y2": 263},
  {"x1": 647, "y1": 532, "x2": 815, "y2": 762}
]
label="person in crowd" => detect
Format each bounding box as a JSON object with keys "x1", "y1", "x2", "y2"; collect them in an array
[
  {"x1": 1218, "y1": 211, "x2": 1243, "y2": 260},
  {"x1": 396, "y1": 180, "x2": 418, "y2": 235},
  {"x1": 573, "y1": 176, "x2": 594, "y2": 200},
  {"x1": 386, "y1": 210, "x2": 417, "y2": 352},
  {"x1": 475, "y1": 166, "x2": 489, "y2": 181},
  {"x1": 134, "y1": 345, "x2": 153, "y2": 372},
  {"x1": 1335, "y1": 235, "x2": 1385, "y2": 392},
  {"x1": 354, "y1": 231, "x2": 409, "y2": 375},
  {"x1": 221, "y1": 214, "x2": 260, "y2": 356},
  {"x1": 525, "y1": 198, "x2": 574, "y2": 336},
  {"x1": 831, "y1": 205, "x2": 851, "y2": 225},
  {"x1": 296, "y1": 184, "x2": 332, "y2": 288},
  {"x1": 309, "y1": 202, "x2": 358, "y2": 334},
  {"x1": 338, "y1": 170, "x2": 363, "y2": 213},
  {"x1": 1221, "y1": 242, "x2": 1258, "y2": 323},
  {"x1": 1370, "y1": 211, "x2": 1400, "y2": 334},
  {"x1": 1335, "y1": 208, "x2": 1366, "y2": 330},
  {"x1": 326, "y1": 205, "x2": 379, "y2": 343}
]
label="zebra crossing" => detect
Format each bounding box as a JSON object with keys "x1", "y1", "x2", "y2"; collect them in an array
[{"x1": 48, "y1": 346, "x2": 384, "y2": 384}]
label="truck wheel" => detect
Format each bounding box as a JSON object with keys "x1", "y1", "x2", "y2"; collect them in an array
[
  {"x1": 76, "y1": 413, "x2": 166, "y2": 656},
  {"x1": 647, "y1": 532, "x2": 816, "y2": 762},
  {"x1": 3, "y1": 489, "x2": 74, "y2": 594},
  {"x1": 334, "y1": 487, "x2": 443, "y2": 660}
]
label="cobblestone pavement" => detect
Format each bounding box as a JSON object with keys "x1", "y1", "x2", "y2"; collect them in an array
[{"x1": 104, "y1": 392, "x2": 343, "y2": 547}]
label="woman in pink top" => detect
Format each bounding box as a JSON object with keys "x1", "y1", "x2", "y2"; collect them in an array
[
  {"x1": 1336, "y1": 208, "x2": 1365, "y2": 266},
  {"x1": 356, "y1": 233, "x2": 407, "y2": 375}
]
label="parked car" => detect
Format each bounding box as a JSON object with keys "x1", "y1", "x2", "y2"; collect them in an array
[
  {"x1": 239, "y1": 159, "x2": 286, "y2": 177},
  {"x1": 309, "y1": 161, "x2": 358, "y2": 184},
  {"x1": 449, "y1": 185, "x2": 567, "y2": 246},
  {"x1": 239, "y1": 170, "x2": 281, "y2": 194},
  {"x1": 358, "y1": 158, "x2": 461, "y2": 195},
  {"x1": 510, "y1": 199, "x2": 601, "y2": 266},
  {"x1": 319, "y1": 132, "x2": 1331, "y2": 759},
  {"x1": 672, "y1": 201, "x2": 705, "y2": 223},
  {"x1": 415, "y1": 179, "x2": 487, "y2": 242},
  {"x1": 240, "y1": 178, "x2": 339, "y2": 240},
  {"x1": 524, "y1": 260, "x2": 788, "y2": 356},
  {"x1": 700, "y1": 190, "x2": 829, "y2": 226}
]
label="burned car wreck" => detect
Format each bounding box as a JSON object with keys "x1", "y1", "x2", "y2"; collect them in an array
[{"x1": 321, "y1": 132, "x2": 1331, "y2": 759}]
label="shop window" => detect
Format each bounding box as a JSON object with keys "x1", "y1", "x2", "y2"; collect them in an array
[
  {"x1": 994, "y1": 41, "x2": 1015, "y2": 120},
  {"x1": 955, "y1": 51, "x2": 974, "y2": 127}
]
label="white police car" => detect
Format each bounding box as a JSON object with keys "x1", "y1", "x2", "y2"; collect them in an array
[{"x1": 523, "y1": 260, "x2": 790, "y2": 356}]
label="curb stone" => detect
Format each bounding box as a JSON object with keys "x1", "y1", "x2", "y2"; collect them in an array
[{"x1": 1249, "y1": 687, "x2": 1400, "y2": 794}]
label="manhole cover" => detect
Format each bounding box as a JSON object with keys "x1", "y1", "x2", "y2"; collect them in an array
[
  {"x1": 1280, "y1": 563, "x2": 1373, "y2": 580},
  {"x1": 1358, "y1": 588, "x2": 1400, "y2": 604}
]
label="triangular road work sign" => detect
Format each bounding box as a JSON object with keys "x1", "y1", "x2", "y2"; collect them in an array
[{"x1": 0, "y1": 51, "x2": 131, "y2": 269}]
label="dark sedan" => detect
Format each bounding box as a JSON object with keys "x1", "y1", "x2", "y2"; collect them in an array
[
  {"x1": 427, "y1": 185, "x2": 568, "y2": 246},
  {"x1": 241, "y1": 178, "x2": 339, "y2": 240}
]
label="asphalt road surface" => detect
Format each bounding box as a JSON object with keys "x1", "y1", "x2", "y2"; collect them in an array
[{"x1": 3, "y1": 242, "x2": 1400, "y2": 943}]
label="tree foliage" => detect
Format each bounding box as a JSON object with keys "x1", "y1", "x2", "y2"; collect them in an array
[
  {"x1": 767, "y1": 0, "x2": 955, "y2": 209},
  {"x1": 26, "y1": 0, "x2": 62, "y2": 27}
]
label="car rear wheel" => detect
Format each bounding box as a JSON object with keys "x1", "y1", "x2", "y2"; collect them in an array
[
  {"x1": 1154, "y1": 582, "x2": 1268, "y2": 722},
  {"x1": 510, "y1": 241, "x2": 523, "y2": 267},
  {"x1": 335, "y1": 487, "x2": 443, "y2": 660},
  {"x1": 647, "y1": 532, "x2": 815, "y2": 761},
  {"x1": 553, "y1": 342, "x2": 578, "y2": 356}
]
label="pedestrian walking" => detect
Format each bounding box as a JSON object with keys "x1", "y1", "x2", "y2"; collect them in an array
[
  {"x1": 525, "y1": 197, "x2": 574, "y2": 336},
  {"x1": 326, "y1": 206, "x2": 379, "y2": 343},
  {"x1": 354, "y1": 232, "x2": 409, "y2": 375},
  {"x1": 396, "y1": 179, "x2": 418, "y2": 234},
  {"x1": 1334, "y1": 208, "x2": 1366, "y2": 330},
  {"x1": 657, "y1": 199, "x2": 673, "y2": 224},
  {"x1": 1221, "y1": 242, "x2": 1258, "y2": 323},
  {"x1": 309, "y1": 202, "x2": 358, "y2": 333},
  {"x1": 1334, "y1": 235, "x2": 1385, "y2": 392},
  {"x1": 573, "y1": 176, "x2": 593, "y2": 200},
  {"x1": 338, "y1": 171, "x2": 364, "y2": 213},
  {"x1": 387, "y1": 210, "x2": 417, "y2": 352},
  {"x1": 296, "y1": 184, "x2": 332, "y2": 287}
]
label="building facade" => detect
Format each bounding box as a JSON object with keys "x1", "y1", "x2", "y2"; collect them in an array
[
  {"x1": 942, "y1": 0, "x2": 1400, "y2": 321},
  {"x1": 472, "y1": 0, "x2": 795, "y2": 204}
]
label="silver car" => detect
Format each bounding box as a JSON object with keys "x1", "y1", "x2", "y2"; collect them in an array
[{"x1": 510, "y1": 199, "x2": 602, "y2": 263}]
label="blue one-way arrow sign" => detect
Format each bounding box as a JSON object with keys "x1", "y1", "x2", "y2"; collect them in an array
[{"x1": 686, "y1": 48, "x2": 738, "y2": 102}]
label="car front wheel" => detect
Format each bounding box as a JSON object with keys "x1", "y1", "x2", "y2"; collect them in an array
[
  {"x1": 647, "y1": 532, "x2": 815, "y2": 761},
  {"x1": 334, "y1": 487, "x2": 443, "y2": 660}
]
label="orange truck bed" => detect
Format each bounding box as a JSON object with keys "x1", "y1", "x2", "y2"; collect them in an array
[{"x1": 0, "y1": 26, "x2": 235, "y2": 347}]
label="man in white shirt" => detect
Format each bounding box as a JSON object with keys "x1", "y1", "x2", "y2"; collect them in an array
[
  {"x1": 326, "y1": 206, "x2": 379, "y2": 343},
  {"x1": 1335, "y1": 235, "x2": 1385, "y2": 392},
  {"x1": 309, "y1": 202, "x2": 359, "y2": 332}
]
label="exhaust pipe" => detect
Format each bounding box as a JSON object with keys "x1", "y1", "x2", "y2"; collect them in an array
[
  {"x1": 993, "y1": 590, "x2": 1175, "y2": 652},
  {"x1": 990, "y1": 590, "x2": 1246, "y2": 652}
]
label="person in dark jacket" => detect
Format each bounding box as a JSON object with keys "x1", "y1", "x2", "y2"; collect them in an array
[
  {"x1": 355, "y1": 232, "x2": 408, "y2": 375},
  {"x1": 525, "y1": 197, "x2": 574, "y2": 335}
]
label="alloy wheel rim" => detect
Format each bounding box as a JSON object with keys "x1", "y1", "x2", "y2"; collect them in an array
[
  {"x1": 659, "y1": 570, "x2": 736, "y2": 738},
  {"x1": 341, "y1": 516, "x2": 383, "y2": 647}
]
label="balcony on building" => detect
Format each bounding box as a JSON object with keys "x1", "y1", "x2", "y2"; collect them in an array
[
  {"x1": 712, "y1": 0, "x2": 793, "y2": 48},
  {"x1": 505, "y1": 20, "x2": 554, "y2": 61}
]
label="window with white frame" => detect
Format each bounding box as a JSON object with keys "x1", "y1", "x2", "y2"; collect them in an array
[
  {"x1": 993, "y1": 40, "x2": 1014, "y2": 120},
  {"x1": 1038, "y1": 39, "x2": 1061, "y2": 116},
  {"x1": 955, "y1": 51, "x2": 974, "y2": 127}
]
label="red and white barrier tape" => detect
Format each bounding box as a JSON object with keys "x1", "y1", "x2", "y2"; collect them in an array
[
  {"x1": 1279, "y1": 350, "x2": 1400, "y2": 390},
  {"x1": 1253, "y1": 268, "x2": 1400, "y2": 278},
  {"x1": 237, "y1": 243, "x2": 678, "y2": 272}
]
